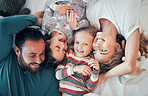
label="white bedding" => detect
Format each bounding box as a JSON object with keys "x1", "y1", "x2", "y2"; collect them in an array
[{"x1": 23, "y1": 0, "x2": 148, "y2": 96}]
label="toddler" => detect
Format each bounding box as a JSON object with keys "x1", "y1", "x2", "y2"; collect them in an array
[
  {"x1": 55, "y1": 27, "x2": 100, "y2": 96},
  {"x1": 42, "y1": 0, "x2": 92, "y2": 44}
]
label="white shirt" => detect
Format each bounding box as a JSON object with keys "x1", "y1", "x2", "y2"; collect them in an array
[{"x1": 86, "y1": 0, "x2": 141, "y2": 40}]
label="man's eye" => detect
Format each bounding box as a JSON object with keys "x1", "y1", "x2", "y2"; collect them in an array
[{"x1": 30, "y1": 55, "x2": 36, "y2": 57}]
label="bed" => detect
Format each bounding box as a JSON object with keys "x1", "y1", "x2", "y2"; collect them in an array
[{"x1": 23, "y1": 0, "x2": 148, "y2": 96}]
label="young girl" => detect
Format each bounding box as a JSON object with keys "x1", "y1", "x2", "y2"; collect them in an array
[
  {"x1": 55, "y1": 27, "x2": 100, "y2": 96},
  {"x1": 42, "y1": 0, "x2": 92, "y2": 44}
]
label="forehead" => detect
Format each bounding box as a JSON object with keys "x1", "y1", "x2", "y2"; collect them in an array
[
  {"x1": 22, "y1": 39, "x2": 45, "y2": 53},
  {"x1": 75, "y1": 31, "x2": 93, "y2": 40}
]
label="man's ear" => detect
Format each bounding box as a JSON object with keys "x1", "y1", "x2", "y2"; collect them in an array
[
  {"x1": 115, "y1": 43, "x2": 121, "y2": 49},
  {"x1": 15, "y1": 46, "x2": 20, "y2": 56}
]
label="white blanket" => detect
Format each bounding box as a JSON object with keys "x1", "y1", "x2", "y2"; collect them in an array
[{"x1": 23, "y1": 0, "x2": 148, "y2": 96}]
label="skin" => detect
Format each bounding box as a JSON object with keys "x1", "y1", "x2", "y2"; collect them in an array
[
  {"x1": 53, "y1": 4, "x2": 77, "y2": 29},
  {"x1": 73, "y1": 31, "x2": 100, "y2": 76},
  {"x1": 93, "y1": 18, "x2": 139, "y2": 80},
  {"x1": 48, "y1": 32, "x2": 67, "y2": 61},
  {"x1": 15, "y1": 39, "x2": 45, "y2": 72}
]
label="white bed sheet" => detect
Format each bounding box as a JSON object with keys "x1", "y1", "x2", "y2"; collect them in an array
[{"x1": 23, "y1": 0, "x2": 148, "y2": 96}]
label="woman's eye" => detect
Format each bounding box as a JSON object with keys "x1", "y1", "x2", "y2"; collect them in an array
[{"x1": 101, "y1": 49, "x2": 107, "y2": 52}]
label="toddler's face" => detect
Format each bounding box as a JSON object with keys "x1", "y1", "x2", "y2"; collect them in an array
[{"x1": 74, "y1": 31, "x2": 94, "y2": 58}]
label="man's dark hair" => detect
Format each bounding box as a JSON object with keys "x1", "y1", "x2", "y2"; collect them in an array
[{"x1": 15, "y1": 27, "x2": 44, "y2": 51}]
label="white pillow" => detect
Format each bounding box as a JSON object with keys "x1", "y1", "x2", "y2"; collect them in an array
[{"x1": 23, "y1": 0, "x2": 48, "y2": 14}]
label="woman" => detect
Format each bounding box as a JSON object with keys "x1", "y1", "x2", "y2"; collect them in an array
[{"x1": 86, "y1": 0, "x2": 141, "y2": 79}]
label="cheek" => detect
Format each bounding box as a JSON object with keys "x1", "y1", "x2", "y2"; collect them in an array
[{"x1": 22, "y1": 54, "x2": 34, "y2": 63}]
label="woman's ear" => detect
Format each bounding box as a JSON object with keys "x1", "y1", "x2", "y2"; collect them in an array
[
  {"x1": 15, "y1": 46, "x2": 20, "y2": 56},
  {"x1": 115, "y1": 43, "x2": 121, "y2": 49},
  {"x1": 121, "y1": 40, "x2": 125, "y2": 50}
]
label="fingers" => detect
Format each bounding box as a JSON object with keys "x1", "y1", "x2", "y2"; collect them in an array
[
  {"x1": 83, "y1": 66, "x2": 91, "y2": 76},
  {"x1": 88, "y1": 59, "x2": 100, "y2": 70},
  {"x1": 67, "y1": 10, "x2": 74, "y2": 21}
]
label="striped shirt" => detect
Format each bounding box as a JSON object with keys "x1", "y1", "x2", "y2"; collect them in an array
[{"x1": 55, "y1": 48, "x2": 100, "y2": 96}]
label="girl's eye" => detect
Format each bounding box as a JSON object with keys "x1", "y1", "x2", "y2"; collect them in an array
[
  {"x1": 75, "y1": 42, "x2": 79, "y2": 44},
  {"x1": 93, "y1": 50, "x2": 96, "y2": 54},
  {"x1": 56, "y1": 46, "x2": 60, "y2": 50},
  {"x1": 84, "y1": 43, "x2": 88, "y2": 46}
]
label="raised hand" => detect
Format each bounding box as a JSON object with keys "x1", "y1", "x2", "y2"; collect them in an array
[
  {"x1": 67, "y1": 10, "x2": 77, "y2": 29},
  {"x1": 53, "y1": 4, "x2": 74, "y2": 16}
]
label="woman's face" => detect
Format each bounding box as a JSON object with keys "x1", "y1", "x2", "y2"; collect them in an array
[
  {"x1": 93, "y1": 32, "x2": 116, "y2": 63},
  {"x1": 49, "y1": 32, "x2": 67, "y2": 61}
]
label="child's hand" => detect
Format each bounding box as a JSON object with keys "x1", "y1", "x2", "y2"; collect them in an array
[
  {"x1": 67, "y1": 10, "x2": 77, "y2": 29},
  {"x1": 53, "y1": 4, "x2": 74, "y2": 16},
  {"x1": 88, "y1": 59, "x2": 100, "y2": 71},
  {"x1": 73, "y1": 65, "x2": 91, "y2": 76}
]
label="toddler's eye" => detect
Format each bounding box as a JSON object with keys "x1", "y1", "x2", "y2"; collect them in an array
[{"x1": 75, "y1": 41, "x2": 79, "y2": 44}]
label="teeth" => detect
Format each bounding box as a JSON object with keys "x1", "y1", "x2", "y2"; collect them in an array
[
  {"x1": 77, "y1": 50, "x2": 84, "y2": 53},
  {"x1": 97, "y1": 38, "x2": 104, "y2": 42}
]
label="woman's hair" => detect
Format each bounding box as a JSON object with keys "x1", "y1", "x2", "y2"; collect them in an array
[
  {"x1": 99, "y1": 34, "x2": 125, "y2": 74},
  {"x1": 139, "y1": 31, "x2": 148, "y2": 58}
]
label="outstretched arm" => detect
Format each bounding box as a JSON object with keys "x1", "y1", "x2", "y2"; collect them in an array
[
  {"x1": 103, "y1": 29, "x2": 139, "y2": 79},
  {"x1": 0, "y1": 15, "x2": 37, "y2": 63}
]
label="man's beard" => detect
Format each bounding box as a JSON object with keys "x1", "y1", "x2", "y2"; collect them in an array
[{"x1": 18, "y1": 53, "x2": 42, "y2": 72}]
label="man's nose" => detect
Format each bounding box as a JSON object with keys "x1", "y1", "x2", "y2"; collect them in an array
[{"x1": 35, "y1": 57, "x2": 42, "y2": 64}]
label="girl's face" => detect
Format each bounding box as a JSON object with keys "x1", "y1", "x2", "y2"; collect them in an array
[
  {"x1": 74, "y1": 31, "x2": 94, "y2": 58},
  {"x1": 49, "y1": 32, "x2": 67, "y2": 61},
  {"x1": 93, "y1": 32, "x2": 116, "y2": 63}
]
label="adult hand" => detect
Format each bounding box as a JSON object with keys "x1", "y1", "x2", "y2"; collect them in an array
[
  {"x1": 67, "y1": 10, "x2": 77, "y2": 29},
  {"x1": 53, "y1": 4, "x2": 74, "y2": 16},
  {"x1": 34, "y1": 11, "x2": 44, "y2": 25},
  {"x1": 88, "y1": 59, "x2": 100, "y2": 71},
  {"x1": 73, "y1": 65, "x2": 91, "y2": 76},
  {"x1": 127, "y1": 66, "x2": 146, "y2": 76}
]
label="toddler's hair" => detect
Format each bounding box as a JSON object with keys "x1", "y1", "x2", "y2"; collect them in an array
[{"x1": 72, "y1": 26, "x2": 99, "y2": 43}]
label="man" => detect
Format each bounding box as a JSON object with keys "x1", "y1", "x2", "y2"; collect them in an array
[{"x1": 0, "y1": 12, "x2": 61, "y2": 96}]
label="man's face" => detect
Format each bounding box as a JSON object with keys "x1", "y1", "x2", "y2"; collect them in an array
[{"x1": 16, "y1": 39, "x2": 45, "y2": 72}]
